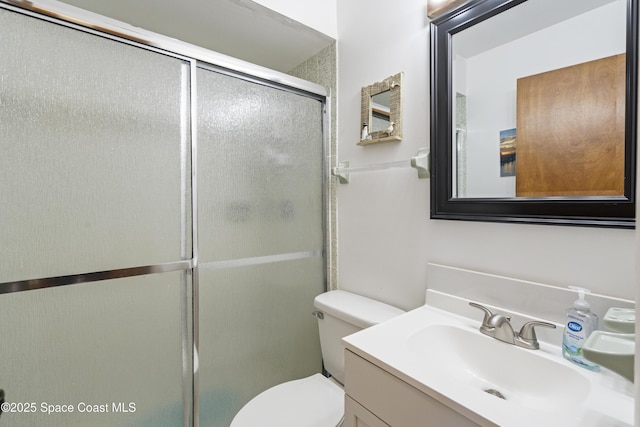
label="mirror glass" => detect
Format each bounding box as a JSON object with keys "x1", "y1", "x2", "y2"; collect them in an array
[
  {"x1": 430, "y1": 0, "x2": 637, "y2": 227},
  {"x1": 454, "y1": 0, "x2": 626, "y2": 198},
  {"x1": 371, "y1": 90, "x2": 391, "y2": 132}
]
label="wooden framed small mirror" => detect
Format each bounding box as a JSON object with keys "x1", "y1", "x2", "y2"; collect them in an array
[{"x1": 359, "y1": 72, "x2": 403, "y2": 145}]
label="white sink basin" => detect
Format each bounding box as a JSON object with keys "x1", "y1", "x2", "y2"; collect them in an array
[
  {"x1": 343, "y1": 303, "x2": 635, "y2": 427},
  {"x1": 407, "y1": 324, "x2": 590, "y2": 412}
]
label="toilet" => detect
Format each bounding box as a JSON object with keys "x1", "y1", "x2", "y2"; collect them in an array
[{"x1": 230, "y1": 290, "x2": 405, "y2": 427}]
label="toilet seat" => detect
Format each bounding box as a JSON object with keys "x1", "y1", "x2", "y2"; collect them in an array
[{"x1": 230, "y1": 373, "x2": 344, "y2": 427}]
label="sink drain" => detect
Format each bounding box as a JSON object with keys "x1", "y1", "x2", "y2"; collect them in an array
[{"x1": 484, "y1": 388, "x2": 506, "y2": 400}]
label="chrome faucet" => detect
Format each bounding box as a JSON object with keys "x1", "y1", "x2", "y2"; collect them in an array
[{"x1": 469, "y1": 302, "x2": 556, "y2": 350}]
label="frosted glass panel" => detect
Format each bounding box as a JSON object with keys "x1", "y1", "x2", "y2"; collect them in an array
[
  {"x1": 197, "y1": 67, "x2": 326, "y2": 426},
  {"x1": 197, "y1": 68, "x2": 324, "y2": 262},
  {"x1": 0, "y1": 9, "x2": 191, "y2": 283},
  {"x1": 0, "y1": 272, "x2": 188, "y2": 427},
  {"x1": 198, "y1": 258, "x2": 324, "y2": 427}
]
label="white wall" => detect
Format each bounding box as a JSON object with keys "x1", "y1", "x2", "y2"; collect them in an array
[
  {"x1": 635, "y1": 5, "x2": 640, "y2": 417},
  {"x1": 636, "y1": 90, "x2": 640, "y2": 427},
  {"x1": 336, "y1": 0, "x2": 636, "y2": 312},
  {"x1": 251, "y1": 0, "x2": 337, "y2": 39},
  {"x1": 336, "y1": 0, "x2": 432, "y2": 310},
  {"x1": 636, "y1": 131, "x2": 640, "y2": 422}
]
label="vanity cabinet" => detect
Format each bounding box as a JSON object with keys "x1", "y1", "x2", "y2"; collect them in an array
[{"x1": 344, "y1": 350, "x2": 480, "y2": 427}]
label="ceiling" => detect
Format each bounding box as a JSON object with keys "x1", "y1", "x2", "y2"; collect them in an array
[
  {"x1": 454, "y1": 0, "x2": 620, "y2": 59},
  {"x1": 56, "y1": 0, "x2": 334, "y2": 73}
]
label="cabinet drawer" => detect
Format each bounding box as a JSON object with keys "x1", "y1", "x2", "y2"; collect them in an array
[
  {"x1": 344, "y1": 350, "x2": 480, "y2": 427},
  {"x1": 345, "y1": 395, "x2": 390, "y2": 427}
]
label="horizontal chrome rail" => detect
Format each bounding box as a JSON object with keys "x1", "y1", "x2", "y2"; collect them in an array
[{"x1": 0, "y1": 260, "x2": 194, "y2": 294}]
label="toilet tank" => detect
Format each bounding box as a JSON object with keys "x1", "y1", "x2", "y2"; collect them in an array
[{"x1": 313, "y1": 290, "x2": 404, "y2": 385}]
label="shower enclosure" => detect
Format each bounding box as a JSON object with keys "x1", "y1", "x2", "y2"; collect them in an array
[{"x1": 0, "y1": 3, "x2": 329, "y2": 427}]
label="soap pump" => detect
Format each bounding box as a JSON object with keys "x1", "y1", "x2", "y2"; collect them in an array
[{"x1": 562, "y1": 286, "x2": 599, "y2": 371}]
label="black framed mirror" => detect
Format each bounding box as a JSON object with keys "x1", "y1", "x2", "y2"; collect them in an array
[{"x1": 430, "y1": 0, "x2": 638, "y2": 228}]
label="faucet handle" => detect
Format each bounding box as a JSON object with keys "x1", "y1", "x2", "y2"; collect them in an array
[
  {"x1": 517, "y1": 321, "x2": 556, "y2": 350},
  {"x1": 469, "y1": 302, "x2": 494, "y2": 327}
]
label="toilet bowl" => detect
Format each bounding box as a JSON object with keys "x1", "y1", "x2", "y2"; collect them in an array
[
  {"x1": 230, "y1": 290, "x2": 405, "y2": 427},
  {"x1": 230, "y1": 373, "x2": 343, "y2": 427}
]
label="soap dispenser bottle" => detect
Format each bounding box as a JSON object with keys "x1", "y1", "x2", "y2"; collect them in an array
[{"x1": 562, "y1": 286, "x2": 599, "y2": 371}]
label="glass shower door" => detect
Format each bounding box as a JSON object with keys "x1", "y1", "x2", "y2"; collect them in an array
[
  {"x1": 0, "y1": 4, "x2": 329, "y2": 427},
  {"x1": 196, "y1": 66, "x2": 326, "y2": 427},
  {"x1": 0, "y1": 7, "x2": 192, "y2": 427}
]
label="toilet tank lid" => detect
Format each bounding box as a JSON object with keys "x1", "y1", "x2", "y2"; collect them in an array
[{"x1": 314, "y1": 290, "x2": 405, "y2": 329}]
